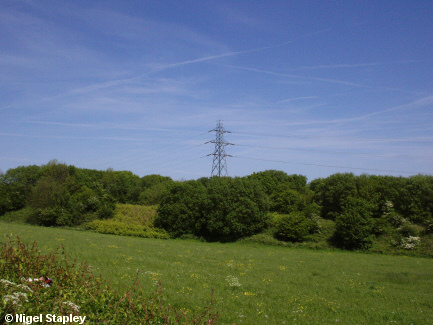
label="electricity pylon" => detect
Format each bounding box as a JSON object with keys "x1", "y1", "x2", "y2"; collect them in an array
[{"x1": 207, "y1": 120, "x2": 232, "y2": 177}]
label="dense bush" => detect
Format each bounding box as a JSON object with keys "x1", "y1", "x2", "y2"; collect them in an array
[
  {"x1": 85, "y1": 220, "x2": 170, "y2": 239},
  {"x1": 85, "y1": 204, "x2": 168, "y2": 239},
  {"x1": 155, "y1": 181, "x2": 208, "y2": 237},
  {"x1": 156, "y1": 177, "x2": 269, "y2": 241},
  {"x1": 139, "y1": 181, "x2": 174, "y2": 205},
  {"x1": 310, "y1": 173, "x2": 433, "y2": 224},
  {"x1": 0, "y1": 237, "x2": 219, "y2": 324},
  {"x1": 113, "y1": 203, "x2": 158, "y2": 225},
  {"x1": 274, "y1": 212, "x2": 319, "y2": 242},
  {"x1": 310, "y1": 173, "x2": 358, "y2": 220},
  {"x1": 333, "y1": 197, "x2": 375, "y2": 250},
  {"x1": 102, "y1": 169, "x2": 142, "y2": 204},
  {"x1": 248, "y1": 170, "x2": 307, "y2": 195},
  {"x1": 201, "y1": 177, "x2": 269, "y2": 241},
  {"x1": 0, "y1": 165, "x2": 42, "y2": 215},
  {"x1": 28, "y1": 176, "x2": 115, "y2": 227},
  {"x1": 248, "y1": 170, "x2": 318, "y2": 216}
]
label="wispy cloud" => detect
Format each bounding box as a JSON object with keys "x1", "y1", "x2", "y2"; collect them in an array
[
  {"x1": 22, "y1": 120, "x2": 181, "y2": 133},
  {"x1": 152, "y1": 28, "x2": 332, "y2": 71},
  {"x1": 317, "y1": 94, "x2": 433, "y2": 132},
  {"x1": 346, "y1": 94, "x2": 433, "y2": 121},
  {"x1": 276, "y1": 96, "x2": 318, "y2": 104},
  {"x1": 0, "y1": 132, "x2": 154, "y2": 142},
  {"x1": 218, "y1": 64, "x2": 369, "y2": 88},
  {"x1": 292, "y1": 60, "x2": 421, "y2": 70}
]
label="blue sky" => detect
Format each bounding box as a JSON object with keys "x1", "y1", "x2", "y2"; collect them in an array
[{"x1": 1, "y1": 0, "x2": 432, "y2": 181}]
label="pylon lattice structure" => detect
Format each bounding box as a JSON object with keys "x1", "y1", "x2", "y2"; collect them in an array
[{"x1": 207, "y1": 120, "x2": 232, "y2": 177}]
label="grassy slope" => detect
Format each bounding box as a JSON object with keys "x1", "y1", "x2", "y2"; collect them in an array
[{"x1": 1, "y1": 221, "x2": 432, "y2": 325}]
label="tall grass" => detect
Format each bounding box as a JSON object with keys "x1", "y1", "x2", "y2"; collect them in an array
[
  {"x1": 1, "y1": 221, "x2": 433, "y2": 325},
  {"x1": 0, "y1": 233, "x2": 218, "y2": 324}
]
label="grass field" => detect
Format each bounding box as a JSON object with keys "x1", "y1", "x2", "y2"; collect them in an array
[{"x1": 1, "y1": 221, "x2": 433, "y2": 325}]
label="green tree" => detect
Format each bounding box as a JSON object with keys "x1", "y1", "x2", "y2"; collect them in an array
[
  {"x1": 102, "y1": 170, "x2": 142, "y2": 204},
  {"x1": 155, "y1": 177, "x2": 269, "y2": 241},
  {"x1": 202, "y1": 177, "x2": 269, "y2": 241},
  {"x1": 141, "y1": 174, "x2": 173, "y2": 189},
  {"x1": 333, "y1": 197, "x2": 375, "y2": 250},
  {"x1": 155, "y1": 181, "x2": 207, "y2": 237},
  {"x1": 248, "y1": 170, "x2": 308, "y2": 196},
  {"x1": 41, "y1": 160, "x2": 69, "y2": 183},
  {"x1": 0, "y1": 165, "x2": 42, "y2": 214},
  {"x1": 274, "y1": 212, "x2": 317, "y2": 242},
  {"x1": 310, "y1": 173, "x2": 358, "y2": 220},
  {"x1": 139, "y1": 175, "x2": 174, "y2": 205},
  {"x1": 28, "y1": 176, "x2": 69, "y2": 226}
]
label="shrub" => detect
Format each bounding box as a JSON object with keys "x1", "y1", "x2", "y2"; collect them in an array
[
  {"x1": 139, "y1": 182, "x2": 173, "y2": 205},
  {"x1": 333, "y1": 197, "x2": 375, "y2": 250},
  {"x1": 398, "y1": 223, "x2": 421, "y2": 237},
  {"x1": 156, "y1": 177, "x2": 269, "y2": 242},
  {"x1": 0, "y1": 236, "x2": 219, "y2": 324},
  {"x1": 85, "y1": 220, "x2": 170, "y2": 239},
  {"x1": 420, "y1": 215, "x2": 433, "y2": 234},
  {"x1": 31, "y1": 207, "x2": 59, "y2": 227},
  {"x1": 400, "y1": 236, "x2": 421, "y2": 250},
  {"x1": 156, "y1": 178, "x2": 269, "y2": 242},
  {"x1": 274, "y1": 212, "x2": 318, "y2": 242},
  {"x1": 113, "y1": 204, "x2": 157, "y2": 226},
  {"x1": 243, "y1": 233, "x2": 289, "y2": 246},
  {"x1": 0, "y1": 207, "x2": 33, "y2": 224},
  {"x1": 202, "y1": 177, "x2": 269, "y2": 241},
  {"x1": 155, "y1": 181, "x2": 208, "y2": 237}
]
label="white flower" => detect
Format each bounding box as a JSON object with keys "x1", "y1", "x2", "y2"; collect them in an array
[
  {"x1": 0, "y1": 279, "x2": 14, "y2": 287},
  {"x1": 63, "y1": 301, "x2": 80, "y2": 313},
  {"x1": 401, "y1": 236, "x2": 420, "y2": 249},
  {"x1": 3, "y1": 292, "x2": 28, "y2": 306},
  {"x1": 225, "y1": 275, "x2": 242, "y2": 287},
  {"x1": 16, "y1": 284, "x2": 33, "y2": 292}
]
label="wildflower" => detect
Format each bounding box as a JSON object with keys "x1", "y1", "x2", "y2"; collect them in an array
[
  {"x1": 0, "y1": 279, "x2": 15, "y2": 287},
  {"x1": 4, "y1": 292, "x2": 28, "y2": 306},
  {"x1": 225, "y1": 275, "x2": 241, "y2": 287},
  {"x1": 401, "y1": 236, "x2": 420, "y2": 249},
  {"x1": 16, "y1": 284, "x2": 33, "y2": 292},
  {"x1": 63, "y1": 301, "x2": 80, "y2": 313}
]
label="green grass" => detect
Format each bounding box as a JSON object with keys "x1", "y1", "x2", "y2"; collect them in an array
[{"x1": 1, "y1": 221, "x2": 433, "y2": 325}]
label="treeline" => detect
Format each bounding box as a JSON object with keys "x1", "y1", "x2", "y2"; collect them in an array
[
  {"x1": 1, "y1": 162, "x2": 432, "y2": 252},
  {"x1": 0, "y1": 160, "x2": 172, "y2": 226}
]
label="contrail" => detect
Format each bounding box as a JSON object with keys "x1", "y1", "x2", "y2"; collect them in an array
[{"x1": 153, "y1": 28, "x2": 332, "y2": 71}]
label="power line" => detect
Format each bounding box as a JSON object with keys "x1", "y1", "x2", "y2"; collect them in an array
[
  {"x1": 232, "y1": 155, "x2": 419, "y2": 175},
  {"x1": 93, "y1": 131, "x2": 207, "y2": 172},
  {"x1": 232, "y1": 131, "x2": 433, "y2": 144},
  {"x1": 234, "y1": 144, "x2": 433, "y2": 161},
  {"x1": 150, "y1": 155, "x2": 208, "y2": 174}
]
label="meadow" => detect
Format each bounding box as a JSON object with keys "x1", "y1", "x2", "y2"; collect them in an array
[{"x1": 1, "y1": 221, "x2": 433, "y2": 325}]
